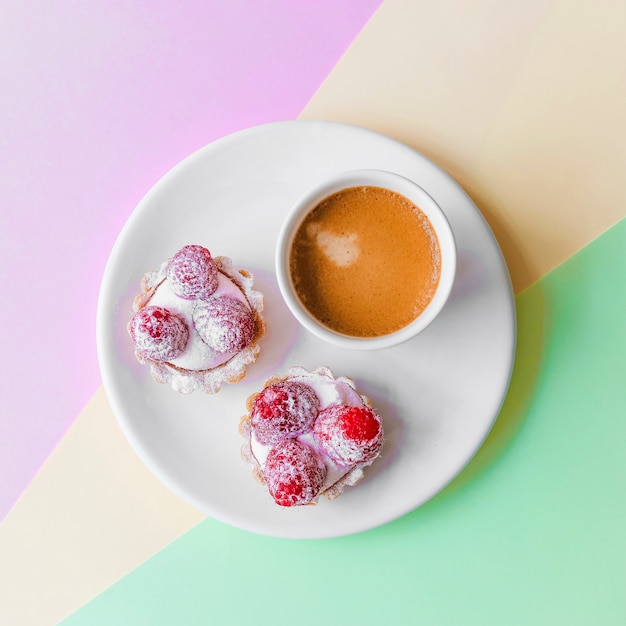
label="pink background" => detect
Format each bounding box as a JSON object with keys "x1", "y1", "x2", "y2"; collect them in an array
[{"x1": 0, "y1": 0, "x2": 381, "y2": 519}]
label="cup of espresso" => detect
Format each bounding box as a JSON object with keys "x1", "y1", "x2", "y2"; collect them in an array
[{"x1": 276, "y1": 169, "x2": 456, "y2": 350}]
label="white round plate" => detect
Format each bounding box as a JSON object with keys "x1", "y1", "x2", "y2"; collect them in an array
[{"x1": 97, "y1": 121, "x2": 516, "y2": 539}]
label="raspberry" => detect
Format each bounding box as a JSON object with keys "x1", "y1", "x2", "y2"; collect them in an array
[
  {"x1": 129, "y1": 306, "x2": 189, "y2": 362},
  {"x1": 193, "y1": 296, "x2": 255, "y2": 353},
  {"x1": 165, "y1": 245, "x2": 219, "y2": 300},
  {"x1": 251, "y1": 381, "x2": 320, "y2": 446},
  {"x1": 313, "y1": 405, "x2": 383, "y2": 467},
  {"x1": 264, "y1": 439, "x2": 326, "y2": 507}
]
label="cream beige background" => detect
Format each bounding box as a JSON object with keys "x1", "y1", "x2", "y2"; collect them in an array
[
  {"x1": 301, "y1": 0, "x2": 626, "y2": 292},
  {"x1": 2, "y1": 1, "x2": 625, "y2": 623}
]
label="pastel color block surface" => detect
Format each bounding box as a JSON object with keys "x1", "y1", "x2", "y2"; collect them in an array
[
  {"x1": 59, "y1": 218, "x2": 626, "y2": 624},
  {"x1": 0, "y1": 387, "x2": 204, "y2": 626},
  {"x1": 2, "y1": 1, "x2": 626, "y2": 624},
  {"x1": 300, "y1": 0, "x2": 626, "y2": 292},
  {"x1": 0, "y1": 0, "x2": 382, "y2": 521}
]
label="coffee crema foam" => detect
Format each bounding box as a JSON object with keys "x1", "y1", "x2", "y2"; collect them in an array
[{"x1": 289, "y1": 185, "x2": 441, "y2": 338}]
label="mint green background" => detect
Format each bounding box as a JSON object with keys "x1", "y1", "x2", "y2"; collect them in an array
[{"x1": 63, "y1": 219, "x2": 626, "y2": 626}]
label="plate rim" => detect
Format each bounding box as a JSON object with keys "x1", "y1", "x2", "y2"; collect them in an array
[{"x1": 96, "y1": 119, "x2": 517, "y2": 539}]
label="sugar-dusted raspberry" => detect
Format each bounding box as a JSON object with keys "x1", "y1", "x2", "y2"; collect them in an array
[
  {"x1": 192, "y1": 296, "x2": 255, "y2": 354},
  {"x1": 251, "y1": 381, "x2": 320, "y2": 446},
  {"x1": 165, "y1": 245, "x2": 219, "y2": 300},
  {"x1": 313, "y1": 405, "x2": 383, "y2": 467},
  {"x1": 129, "y1": 306, "x2": 189, "y2": 362},
  {"x1": 264, "y1": 439, "x2": 326, "y2": 507}
]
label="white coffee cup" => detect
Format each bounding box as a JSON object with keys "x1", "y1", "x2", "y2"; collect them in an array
[{"x1": 276, "y1": 169, "x2": 456, "y2": 350}]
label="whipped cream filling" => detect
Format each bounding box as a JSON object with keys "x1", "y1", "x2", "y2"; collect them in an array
[
  {"x1": 147, "y1": 269, "x2": 252, "y2": 371},
  {"x1": 250, "y1": 369, "x2": 366, "y2": 494}
]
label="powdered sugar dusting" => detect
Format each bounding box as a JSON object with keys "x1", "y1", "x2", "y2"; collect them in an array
[
  {"x1": 240, "y1": 366, "x2": 383, "y2": 505},
  {"x1": 264, "y1": 439, "x2": 326, "y2": 507},
  {"x1": 313, "y1": 405, "x2": 383, "y2": 467},
  {"x1": 165, "y1": 244, "x2": 219, "y2": 300},
  {"x1": 130, "y1": 252, "x2": 265, "y2": 394},
  {"x1": 129, "y1": 306, "x2": 189, "y2": 362},
  {"x1": 251, "y1": 380, "x2": 320, "y2": 446},
  {"x1": 193, "y1": 296, "x2": 255, "y2": 354}
]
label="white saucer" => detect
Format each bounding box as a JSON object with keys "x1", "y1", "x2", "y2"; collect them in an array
[{"x1": 97, "y1": 121, "x2": 516, "y2": 539}]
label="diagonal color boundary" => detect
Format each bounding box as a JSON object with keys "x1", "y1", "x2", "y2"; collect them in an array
[
  {"x1": 59, "y1": 217, "x2": 626, "y2": 625},
  {"x1": 3, "y1": 0, "x2": 626, "y2": 623}
]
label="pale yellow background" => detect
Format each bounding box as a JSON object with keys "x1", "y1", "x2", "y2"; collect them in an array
[
  {"x1": 2, "y1": 1, "x2": 625, "y2": 624},
  {"x1": 300, "y1": 0, "x2": 626, "y2": 292},
  {"x1": 0, "y1": 389, "x2": 204, "y2": 626}
]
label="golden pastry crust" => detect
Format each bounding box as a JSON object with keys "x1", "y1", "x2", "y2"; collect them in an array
[{"x1": 130, "y1": 255, "x2": 265, "y2": 394}]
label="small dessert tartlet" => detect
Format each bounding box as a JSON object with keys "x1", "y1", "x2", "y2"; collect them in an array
[
  {"x1": 240, "y1": 366, "x2": 384, "y2": 507},
  {"x1": 128, "y1": 244, "x2": 265, "y2": 394}
]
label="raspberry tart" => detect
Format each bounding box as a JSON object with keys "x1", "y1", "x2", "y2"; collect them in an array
[
  {"x1": 128, "y1": 244, "x2": 265, "y2": 393},
  {"x1": 240, "y1": 366, "x2": 384, "y2": 506}
]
